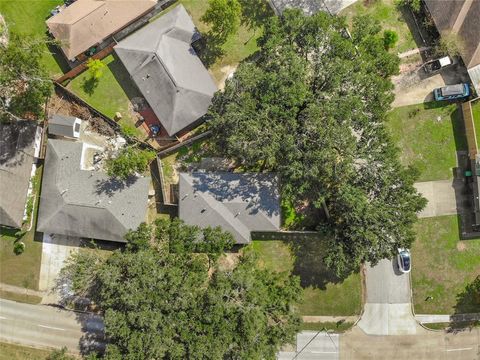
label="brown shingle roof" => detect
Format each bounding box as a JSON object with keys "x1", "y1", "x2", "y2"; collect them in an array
[{"x1": 46, "y1": 0, "x2": 157, "y2": 60}]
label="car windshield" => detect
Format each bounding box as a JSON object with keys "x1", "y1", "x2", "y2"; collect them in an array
[{"x1": 401, "y1": 253, "x2": 410, "y2": 269}]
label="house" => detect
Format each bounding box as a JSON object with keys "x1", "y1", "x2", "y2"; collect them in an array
[
  {"x1": 423, "y1": 0, "x2": 480, "y2": 94},
  {"x1": 178, "y1": 172, "x2": 281, "y2": 244},
  {"x1": 37, "y1": 139, "x2": 150, "y2": 242},
  {"x1": 114, "y1": 5, "x2": 217, "y2": 136},
  {"x1": 46, "y1": 0, "x2": 157, "y2": 61},
  {"x1": 268, "y1": 0, "x2": 358, "y2": 15},
  {"x1": 0, "y1": 121, "x2": 40, "y2": 228},
  {"x1": 49, "y1": 114, "x2": 82, "y2": 139}
]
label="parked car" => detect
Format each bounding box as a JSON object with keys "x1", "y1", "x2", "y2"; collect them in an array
[
  {"x1": 433, "y1": 83, "x2": 470, "y2": 101},
  {"x1": 397, "y1": 248, "x2": 411, "y2": 273},
  {"x1": 423, "y1": 56, "x2": 452, "y2": 74}
]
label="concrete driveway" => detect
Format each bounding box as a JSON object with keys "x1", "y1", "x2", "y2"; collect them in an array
[
  {"x1": 277, "y1": 331, "x2": 339, "y2": 360},
  {"x1": 357, "y1": 259, "x2": 422, "y2": 335},
  {"x1": 39, "y1": 233, "x2": 82, "y2": 294},
  {"x1": 415, "y1": 179, "x2": 469, "y2": 218}
]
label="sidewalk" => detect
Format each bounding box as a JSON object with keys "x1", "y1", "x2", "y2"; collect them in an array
[
  {"x1": 0, "y1": 282, "x2": 45, "y2": 297},
  {"x1": 302, "y1": 315, "x2": 359, "y2": 323},
  {"x1": 416, "y1": 313, "x2": 480, "y2": 324}
]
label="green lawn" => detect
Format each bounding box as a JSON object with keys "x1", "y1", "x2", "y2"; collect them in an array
[
  {"x1": 411, "y1": 215, "x2": 480, "y2": 314},
  {"x1": 0, "y1": 0, "x2": 66, "y2": 77},
  {"x1": 0, "y1": 342, "x2": 52, "y2": 360},
  {"x1": 251, "y1": 240, "x2": 362, "y2": 316},
  {"x1": 472, "y1": 99, "x2": 480, "y2": 146},
  {"x1": 68, "y1": 54, "x2": 144, "y2": 138},
  {"x1": 0, "y1": 166, "x2": 44, "y2": 290},
  {"x1": 387, "y1": 102, "x2": 466, "y2": 182},
  {"x1": 340, "y1": 0, "x2": 416, "y2": 53}
]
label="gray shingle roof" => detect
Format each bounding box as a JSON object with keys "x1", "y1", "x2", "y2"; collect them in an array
[
  {"x1": 114, "y1": 5, "x2": 217, "y2": 136},
  {"x1": 0, "y1": 121, "x2": 38, "y2": 228},
  {"x1": 49, "y1": 114, "x2": 80, "y2": 138},
  {"x1": 37, "y1": 139, "x2": 150, "y2": 242},
  {"x1": 178, "y1": 172, "x2": 281, "y2": 244}
]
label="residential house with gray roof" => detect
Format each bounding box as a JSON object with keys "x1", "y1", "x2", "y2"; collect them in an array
[
  {"x1": 178, "y1": 172, "x2": 281, "y2": 244},
  {"x1": 114, "y1": 5, "x2": 217, "y2": 136},
  {"x1": 37, "y1": 139, "x2": 150, "y2": 242},
  {"x1": 0, "y1": 121, "x2": 39, "y2": 228}
]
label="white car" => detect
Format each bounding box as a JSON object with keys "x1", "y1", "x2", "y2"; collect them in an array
[{"x1": 397, "y1": 248, "x2": 411, "y2": 273}]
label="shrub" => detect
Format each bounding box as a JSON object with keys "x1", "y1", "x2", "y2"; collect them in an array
[
  {"x1": 86, "y1": 58, "x2": 105, "y2": 80},
  {"x1": 106, "y1": 147, "x2": 156, "y2": 180},
  {"x1": 383, "y1": 30, "x2": 399, "y2": 50},
  {"x1": 14, "y1": 241, "x2": 25, "y2": 255},
  {"x1": 120, "y1": 123, "x2": 138, "y2": 138}
]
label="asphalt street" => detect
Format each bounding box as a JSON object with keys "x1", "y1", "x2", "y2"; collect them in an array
[{"x1": 0, "y1": 299, "x2": 104, "y2": 353}]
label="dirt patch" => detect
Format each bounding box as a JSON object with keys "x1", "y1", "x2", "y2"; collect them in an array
[
  {"x1": 456, "y1": 241, "x2": 467, "y2": 251},
  {"x1": 0, "y1": 15, "x2": 8, "y2": 47},
  {"x1": 218, "y1": 65, "x2": 237, "y2": 91},
  {"x1": 218, "y1": 252, "x2": 240, "y2": 271}
]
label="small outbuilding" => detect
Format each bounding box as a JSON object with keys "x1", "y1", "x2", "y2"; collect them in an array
[
  {"x1": 178, "y1": 172, "x2": 281, "y2": 244},
  {"x1": 49, "y1": 114, "x2": 82, "y2": 139}
]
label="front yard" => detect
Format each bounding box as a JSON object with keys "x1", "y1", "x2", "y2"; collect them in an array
[
  {"x1": 0, "y1": 166, "x2": 44, "y2": 290},
  {"x1": 0, "y1": 0, "x2": 66, "y2": 77},
  {"x1": 252, "y1": 240, "x2": 362, "y2": 316},
  {"x1": 387, "y1": 102, "x2": 466, "y2": 182},
  {"x1": 472, "y1": 99, "x2": 480, "y2": 146},
  {"x1": 340, "y1": 0, "x2": 417, "y2": 53},
  {"x1": 411, "y1": 215, "x2": 480, "y2": 314}
]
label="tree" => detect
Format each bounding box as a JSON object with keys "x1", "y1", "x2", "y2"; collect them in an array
[
  {"x1": 105, "y1": 147, "x2": 155, "y2": 180},
  {"x1": 383, "y1": 30, "x2": 399, "y2": 50},
  {"x1": 0, "y1": 35, "x2": 53, "y2": 121},
  {"x1": 395, "y1": 0, "x2": 421, "y2": 12},
  {"x1": 62, "y1": 218, "x2": 301, "y2": 359},
  {"x1": 201, "y1": 0, "x2": 242, "y2": 40},
  {"x1": 436, "y1": 31, "x2": 465, "y2": 57},
  {"x1": 207, "y1": 10, "x2": 425, "y2": 276},
  {"x1": 86, "y1": 58, "x2": 105, "y2": 80}
]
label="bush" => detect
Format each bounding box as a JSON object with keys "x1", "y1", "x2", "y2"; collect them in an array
[
  {"x1": 86, "y1": 58, "x2": 105, "y2": 80},
  {"x1": 106, "y1": 147, "x2": 156, "y2": 180},
  {"x1": 120, "y1": 123, "x2": 138, "y2": 138},
  {"x1": 14, "y1": 241, "x2": 25, "y2": 255},
  {"x1": 383, "y1": 30, "x2": 399, "y2": 50},
  {"x1": 395, "y1": 0, "x2": 421, "y2": 12}
]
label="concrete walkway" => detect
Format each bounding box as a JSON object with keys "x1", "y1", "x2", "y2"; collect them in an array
[
  {"x1": 414, "y1": 180, "x2": 465, "y2": 218},
  {"x1": 416, "y1": 313, "x2": 480, "y2": 324},
  {"x1": 0, "y1": 283, "x2": 45, "y2": 297},
  {"x1": 398, "y1": 47, "x2": 430, "y2": 59},
  {"x1": 302, "y1": 316, "x2": 359, "y2": 323}
]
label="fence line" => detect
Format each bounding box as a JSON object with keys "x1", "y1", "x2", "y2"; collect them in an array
[{"x1": 157, "y1": 130, "x2": 212, "y2": 158}]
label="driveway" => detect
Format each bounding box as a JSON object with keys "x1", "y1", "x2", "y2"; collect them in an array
[
  {"x1": 357, "y1": 259, "x2": 422, "y2": 335},
  {"x1": 415, "y1": 179, "x2": 469, "y2": 218},
  {"x1": 39, "y1": 234, "x2": 82, "y2": 294},
  {"x1": 277, "y1": 331, "x2": 339, "y2": 360}
]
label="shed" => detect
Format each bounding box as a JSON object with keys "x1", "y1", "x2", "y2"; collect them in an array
[{"x1": 49, "y1": 114, "x2": 82, "y2": 138}]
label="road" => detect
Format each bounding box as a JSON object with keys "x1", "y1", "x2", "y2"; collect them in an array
[
  {"x1": 357, "y1": 259, "x2": 421, "y2": 335},
  {"x1": 0, "y1": 299, "x2": 104, "y2": 353}
]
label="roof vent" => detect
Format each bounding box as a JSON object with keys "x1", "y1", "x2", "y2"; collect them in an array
[
  {"x1": 182, "y1": 194, "x2": 188, "y2": 200},
  {"x1": 234, "y1": 212, "x2": 240, "y2": 217},
  {"x1": 61, "y1": 189, "x2": 68, "y2": 195},
  {"x1": 201, "y1": 208, "x2": 207, "y2": 213}
]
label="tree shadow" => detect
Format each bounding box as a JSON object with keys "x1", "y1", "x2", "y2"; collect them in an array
[
  {"x1": 82, "y1": 77, "x2": 99, "y2": 96},
  {"x1": 45, "y1": 36, "x2": 71, "y2": 74},
  {"x1": 286, "y1": 237, "x2": 348, "y2": 289},
  {"x1": 446, "y1": 275, "x2": 480, "y2": 333},
  {"x1": 95, "y1": 176, "x2": 138, "y2": 197},
  {"x1": 194, "y1": 32, "x2": 226, "y2": 68},
  {"x1": 238, "y1": 0, "x2": 274, "y2": 30}
]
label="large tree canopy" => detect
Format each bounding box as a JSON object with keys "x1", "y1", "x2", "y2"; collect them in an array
[
  {"x1": 207, "y1": 10, "x2": 426, "y2": 275},
  {"x1": 63, "y1": 219, "x2": 301, "y2": 359},
  {"x1": 0, "y1": 35, "x2": 52, "y2": 121}
]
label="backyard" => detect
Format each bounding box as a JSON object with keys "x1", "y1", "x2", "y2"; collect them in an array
[
  {"x1": 251, "y1": 239, "x2": 362, "y2": 317},
  {"x1": 0, "y1": 166, "x2": 44, "y2": 291},
  {"x1": 411, "y1": 215, "x2": 480, "y2": 314},
  {"x1": 387, "y1": 102, "x2": 466, "y2": 182},
  {"x1": 340, "y1": 0, "x2": 417, "y2": 53},
  {"x1": 0, "y1": 0, "x2": 66, "y2": 77}
]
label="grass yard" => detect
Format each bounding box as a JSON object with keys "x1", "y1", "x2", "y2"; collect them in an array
[
  {"x1": 472, "y1": 99, "x2": 480, "y2": 146},
  {"x1": 411, "y1": 215, "x2": 480, "y2": 314},
  {"x1": 0, "y1": 166, "x2": 44, "y2": 290},
  {"x1": 0, "y1": 342, "x2": 53, "y2": 360},
  {"x1": 0, "y1": 0, "x2": 66, "y2": 77},
  {"x1": 387, "y1": 102, "x2": 466, "y2": 182},
  {"x1": 340, "y1": 0, "x2": 418, "y2": 53},
  {"x1": 251, "y1": 240, "x2": 362, "y2": 316},
  {"x1": 68, "y1": 54, "x2": 144, "y2": 139}
]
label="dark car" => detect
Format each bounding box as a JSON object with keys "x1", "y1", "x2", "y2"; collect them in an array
[
  {"x1": 433, "y1": 83, "x2": 470, "y2": 101},
  {"x1": 397, "y1": 248, "x2": 411, "y2": 273}
]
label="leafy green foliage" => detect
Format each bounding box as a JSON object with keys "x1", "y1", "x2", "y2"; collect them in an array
[
  {"x1": 105, "y1": 147, "x2": 155, "y2": 180},
  {"x1": 0, "y1": 35, "x2": 52, "y2": 121},
  {"x1": 63, "y1": 219, "x2": 301, "y2": 359},
  {"x1": 395, "y1": 0, "x2": 421, "y2": 12},
  {"x1": 86, "y1": 58, "x2": 105, "y2": 80},
  {"x1": 201, "y1": 0, "x2": 242, "y2": 40},
  {"x1": 13, "y1": 241, "x2": 25, "y2": 255},
  {"x1": 208, "y1": 10, "x2": 425, "y2": 275},
  {"x1": 47, "y1": 347, "x2": 76, "y2": 360},
  {"x1": 119, "y1": 123, "x2": 137, "y2": 138},
  {"x1": 383, "y1": 30, "x2": 399, "y2": 50}
]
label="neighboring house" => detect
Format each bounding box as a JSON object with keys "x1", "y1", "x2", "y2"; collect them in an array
[
  {"x1": 49, "y1": 114, "x2": 82, "y2": 139},
  {"x1": 423, "y1": 0, "x2": 480, "y2": 94},
  {"x1": 37, "y1": 139, "x2": 150, "y2": 242},
  {"x1": 46, "y1": 0, "x2": 157, "y2": 61},
  {"x1": 115, "y1": 5, "x2": 217, "y2": 136},
  {"x1": 178, "y1": 172, "x2": 281, "y2": 244},
  {"x1": 268, "y1": 0, "x2": 358, "y2": 15},
  {"x1": 0, "y1": 121, "x2": 39, "y2": 228}
]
